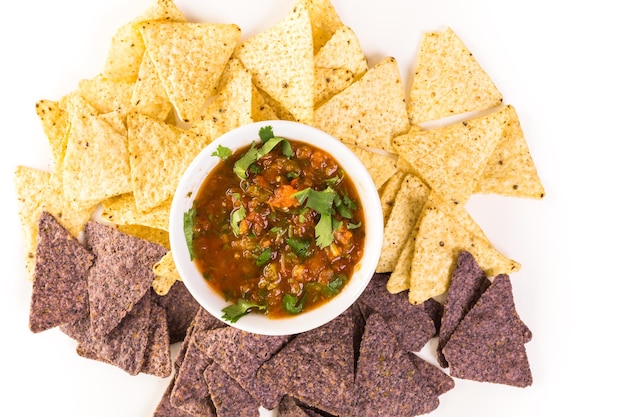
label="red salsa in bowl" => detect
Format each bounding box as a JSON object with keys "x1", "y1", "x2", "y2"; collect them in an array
[{"x1": 185, "y1": 126, "x2": 365, "y2": 321}]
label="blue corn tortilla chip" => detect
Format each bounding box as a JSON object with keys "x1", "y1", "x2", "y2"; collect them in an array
[
  {"x1": 193, "y1": 327, "x2": 290, "y2": 410},
  {"x1": 442, "y1": 274, "x2": 533, "y2": 387},
  {"x1": 84, "y1": 220, "x2": 167, "y2": 340},
  {"x1": 352, "y1": 313, "x2": 440, "y2": 417},
  {"x1": 437, "y1": 250, "x2": 491, "y2": 367},
  {"x1": 155, "y1": 280, "x2": 200, "y2": 344},
  {"x1": 141, "y1": 299, "x2": 172, "y2": 377},
  {"x1": 277, "y1": 396, "x2": 324, "y2": 417},
  {"x1": 153, "y1": 378, "x2": 196, "y2": 417},
  {"x1": 203, "y1": 361, "x2": 260, "y2": 417},
  {"x1": 29, "y1": 211, "x2": 94, "y2": 333},
  {"x1": 357, "y1": 273, "x2": 436, "y2": 352},
  {"x1": 256, "y1": 313, "x2": 356, "y2": 414},
  {"x1": 408, "y1": 353, "x2": 455, "y2": 396}
]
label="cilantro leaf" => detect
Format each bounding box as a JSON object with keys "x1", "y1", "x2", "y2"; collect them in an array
[
  {"x1": 256, "y1": 248, "x2": 272, "y2": 266},
  {"x1": 233, "y1": 146, "x2": 260, "y2": 179},
  {"x1": 221, "y1": 299, "x2": 267, "y2": 323},
  {"x1": 315, "y1": 213, "x2": 334, "y2": 248},
  {"x1": 286, "y1": 237, "x2": 311, "y2": 258},
  {"x1": 211, "y1": 144, "x2": 232, "y2": 160},
  {"x1": 183, "y1": 207, "x2": 196, "y2": 260},
  {"x1": 282, "y1": 294, "x2": 303, "y2": 314},
  {"x1": 230, "y1": 206, "x2": 246, "y2": 236},
  {"x1": 258, "y1": 125, "x2": 274, "y2": 143}
]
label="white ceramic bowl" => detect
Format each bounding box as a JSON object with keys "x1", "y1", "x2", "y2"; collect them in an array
[{"x1": 169, "y1": 120, "x2": 383, "y2": 335}]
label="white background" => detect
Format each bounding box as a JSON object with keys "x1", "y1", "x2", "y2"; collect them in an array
[{"x1": 1, "y1": 0, "x2": 623, "y2": 416}]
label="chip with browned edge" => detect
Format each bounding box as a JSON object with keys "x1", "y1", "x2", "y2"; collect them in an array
[{"x1": 442, "y1": 274, "x2": 533, "y2": 387}]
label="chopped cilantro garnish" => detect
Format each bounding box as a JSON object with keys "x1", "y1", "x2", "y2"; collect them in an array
[
  {"x1": 282, "y1": 294, "x2": 303, "y2": 314},
  {"x1": 221, "y1": 299, "x2": 267, "y2": 323},
  {"x1": 347, "y1": 221, "x2": 362, "y2": 230},
  {"x1": 230, "y1": 206, "x2": 246, "y2": 236},
  {"x1": 233, "y1": 146, "x2": 259, "y2": 179},
  {"x1": 292, "y1": 187, "x2": 339, "y2": 248},
  {"x1": 314, "y1": 213, "x2": 334, "y2": 248},
  {"x1": 256, "y1": 248, "x2": 272, "y2": 266},
  {"x1": 183, "y1": 207, "x2": 196, "y2": 260},
  {"x1": 233, "y1": 126, "x2": 293, "y2": 179},
  {"x1": 258, "y1": 125, "x2": 274, "y2": 143},
  {"x1": 286, "y1": 237, "x2": 311, "y2": 258},
  {"x1": 211, "y1": 144, "x2": 232, "y2": 160},
  {"x1": 328, "y1": 275, "x2": 347, "y2": 294}
]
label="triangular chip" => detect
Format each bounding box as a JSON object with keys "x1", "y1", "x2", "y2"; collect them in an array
[
  {"x1": 62, "y1": 94, "x2": 132, "y2": 203},
  {"x1": 141, "y1": 302, "x2": 172, "y2": 377},
  {"x1": 437, "y1": 250, "x2": 491, "y2": 368},
  {"x1": 314, "y1": 67, "x2": 353, "y2": 106},
  {"x1": 475, "y1": 105, "x2": 545, "y2": 199},
  {"x1": 392, "y1": 107, "x2": 507, "y2": 205},
  {"x1": 235, "y1": 3, "x2": 314, "y2": 124},
  {"x1": 256, "y1": 314, "x2": 355, "y2": 414},
  {"x1": 29, "y1": 211, "x2": 94, "y2": 333},
  {"x1": 203, "y1": 361, "x2": 260, "y2": 416},
  {"x1": 378, "y1": 171, "x2": 406, "y2": 223},
  {"x1": 377, "y1": 174, "x2": 429, "y2": 272},
  {"x1": 140, "y1": 21, "x2": 241, "y2": 123},
  {"x1": 101, "y1": 192, "x2": 170, "y2": 231},
  {"x1": 35, "y1": 99, "x2": 69, "y2": 169},
  {"x1": 347, "y1": 145, "x2": 398, "y2": 190},
  {"x1": 314, "y1": 25, "x2": 368, "y2": 79},
  {"x1": 131, "y1": 51, "x2": 173, "y2": 120},
  {"x1": 403, "y1": 192, "x2": 521, "y2": 304},
  {"x1": 127, "y1": 112, "x2": 211, "y2": 212},
  {"x1": 115, "y1": 224, "x2": 170, "y2": 249},
  {"x1": 84, "y1": 220, "x2": 167, "y2": 339},
  {"x1": 153, "y1": 280, "x2": 200, "y2": 344},
  {"x1": 443, "y1": 274, "x2": 533, "y2": 387},
  {"x1": 314, "y1": 56, "x2": 409, "y2": 152},
  {"x1": 151, "y1": 251, "x2": 180, "y2": 295},
  {"x1": 102, "y1": 0, "x2": 187, "y2": 82},
  {"x1": 298, "y1": 0, "x2": 343, "y2": 52},
  {"x1": 352, "y1": 313, "x2": 440, "y2": 416},
  {"x1": 190, "y1": 58, "x2": 254, "y2": 140},
  {"x1": 77, "y1": 74, "x2": 134, "y2": 117},
  {"x1": 251, "y1": 84, "x2": 279, "y2": 122},
  {"x1": 407, "y1": 27, "x2": 503, "y2": 124}
]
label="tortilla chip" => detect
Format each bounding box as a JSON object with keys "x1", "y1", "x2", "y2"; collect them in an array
[
  {"x1": 392, "y1": 108, "x2": 507, "y2": 205},
  {"x1": 127, "y1": 112, "x2": 211, "y2": 212},
  {"x1": 102, "y1": 0, "x2": 187, "y2": 82},
  {"x1": 347, "y1": 145, "x2": 398, "y2": 190},
  {"x1": 314, "y1": 67, "x2": 353, "y2": 106},
  {"x1": 190, "y1": 58, "x2": 254, "y2": 140},
  {"x1": 77, "y1": 74, "x2": 134, "y2": 117},
  {"x1": 141, "y1": 302, "x2": 172, "y2": 377},
  {"x1": 131, "y1": 51, "x2": 173, "y2": 120},
  {"x1": 203, "y1": 361, "x2": 260, "y2": 416},
  {"x1": 407, "y1": 27, "x2": 503, "y2": 124},
  {"x1": 62, "y1": 94, "x2": 132, "y2": 203},
  {"x1": 140, "y1": 21, "x2": 241, "y2": 123},
  {"x1": 29, "y1": 211, "x2": 94, "y2": 333},
  {"x1": 35, "y1": 99, "x2": 69, "y2": 169},
  {"x1": 377, "y1": 174, "x2": 430, "y2": 272},
  {"x1": 475, "y1": 105, "x2": 545, "y2": 199},
  {"x1": 115, "y1": 224, "x2": 170, "y2": 249},
  {"x1": 314, "y1": 56, "x2": 409, "y2": 152},
  {"x1": 152, "y1": 251, "x2": 181, "y2": 295},
  {"x1": 84, "y1": 220, "x2": 167, "y2": 339},
  {"x1": 386, "y1": 222, "x2": 417, "y2": 294},
  {"x1": 154, "y1": 280, "x2": 200, "y2": 344},
  {"x1": 235, "y1": 3, "x2": 314, "y2": 124},
  {"x1": 314, "y1": 25, "x2": 368, "y2": 79},
  {"x1": 442, "y1": 274, "x2": 533, "y2": 387},
  {"x1": 378, "y1": 171, "x2": 406, "y2": 223},
  {"x1": 101, "y1": 192, "x2": 170, "y2": 231},
  {"x1": 298, "y1": 0, "x2": 343, "y2": 52},
  {"x1": 403, "y1": 192, "x2": 521, "y2": 304},
  {"x1": 251, "y1": 84, "x2": 279, "y2": 122}
]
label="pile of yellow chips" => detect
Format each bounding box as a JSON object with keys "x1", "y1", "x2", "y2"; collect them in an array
[{"x1": 14, "y1": 0, "x2": 544, "y2": 305}]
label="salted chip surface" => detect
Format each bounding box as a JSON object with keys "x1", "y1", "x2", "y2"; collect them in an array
[
  {"x1": 235, "y1": 3, "x2": 314, "y2": 124},
  {"x1": 443, "y1": 274, "x2": 533, "y2": 387},
  {"x1": 152, "y1": 251, "x2": 181, "y2": 295},
  {"x1": 154, "y1": 280, "x2": 199, "y2": 344},
  {"x1": 314, "y1": 56, "x2": 409, "y2": 152},
  {"x1": 348, "y1": 146, "x2": 398, "y2": 190},
  {"x1": 29, "y1": 211, "x2": 94, "y2": 333},
  {"x1": 476, "y1": 105, "x2": 545, "y2": 199},
  {"x1": 203, "y1": 361, "x2": 260, "y2": 417},
  {"x1": 378, "y1": 172, "x2": 406, "y2": 223},
  {"x1": 140, "y1": 21, "x2": 241, "y2": 123},
  {"x1": 314, "y1": 67, "x2": 353, "y2": 106},
  {"x1": 257, "y1": 314, "x2": 355, "y2": 414},
  {"x1": 77, "y1": 75, "x2": 134, "y2": 116},
  {"x1": 314, "y1": 25, "x2": 368, "y2": 78},
  {"x1": 377, "y1": 174, "x2": 429, "y2": 272},
  {"x1": 393, "y1": 109, "x2": 506, "y2": 205},
  {"x1": 298, "y1": 0, "x2": 343, "y2": 52},
  {"x1": 408, "y1": 27, "x2": 503, "y2": 124},
  {"x1": 357, "y1": 273, "x2": 436, "y2": 352},
  {"x1": 352, "y1": 313, "x2": 439, "y2": 417},
  {"x1": 127, "y1": 112, "x2": 211, "y2": 212},
  {"x1": 35, "y1": 99, "x2": 69, "y2": 169},
  {"x1": 85, "y1": 220, "x2": 167, "y2": 339},
  {"x1": 131, "y1": 51, "x2": 173, "y2": 121},
  {"x1": 193, "y1": 327, "x2": 290, "y2": 409},
  {"x1": 437, "y1": 250, "x2": 491, "y2": 368}
]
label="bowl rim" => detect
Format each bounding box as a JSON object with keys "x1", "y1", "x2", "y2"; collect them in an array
[{"x1": 169, "y1": 120, "x2": 383, "y2": 336}]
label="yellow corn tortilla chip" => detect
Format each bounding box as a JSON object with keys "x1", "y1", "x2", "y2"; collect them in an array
[
  {"x1": 392, "y1": 108, "x2": 506, "y2": 205},
  {"x1": 251, "y1": 84, "x2": 279, "y2": 122},
  {"x1": 408, "y1": 27, "x2": 503, "y2": 124},
  {"x1": 314, "y1": 56, "x2": 409, "y2": 152},
  {"x1": 152, "y1": 251, "x2": 181, "y2": 295},
  {"x1": 190, "y1": 58, "x2": 254, "y2": 140},
  {"x1": 127, "y1": 112, "x2": 211, "y2": 212},
  {"x1": 62, "y1": 94, "x2": 132, "y2": 203},
  {"x1": 131, "y1": 51, "x2": 173, "y2": 121},
  {"x1": 235, "y1": 3, "x2": 314, "y2": 124},
  {"x1": 77, "y1": 75, "x2": 134, "y2": 117},
  {"x1": 35, "y1": 99, "x2": 69, "y2": 170},
  {"x1": 314, "y1": 67, "x2": 354, "y2": 106},
  {"x1": 116, "y1": 224, "x2": 170, "y2": 250},
  {"x1": 392, "y1": 192, "x2": 520, "y2": 304},
  {"x1": 102, "y1": 0, "x2": 187, "y2": 82},
  {"x1": 314, "y1": 25, "x2": 368, "y2": 79},
  {"x1": 140, "y1": 21, "x2": 241, "y2": 123},
  {"x1": 378, "y1": 172, "x2": 406, "y2": 224},
  {"x1": 101, "y1": 193, "x2": 170, "y2": 231},
  {"x1": 347, "y1": 145, "x2": 398, "y2": 190},
  {"x1": 377, "y1": 174, "x2": 430, "y2": 273},
  {"x1": 475, "y1": 105, "x2": 545, "y2": 199},
  {"x1": 298, "y1": 0, "x2": 344, "y2": 52},
  {"x1": 387, "y1": 220, "x2": 418, "y2": 294}
]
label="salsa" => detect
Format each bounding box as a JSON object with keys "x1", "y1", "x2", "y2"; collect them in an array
[{"x1": 185, "y1": 126, "x2": 365, "y2": 321}]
